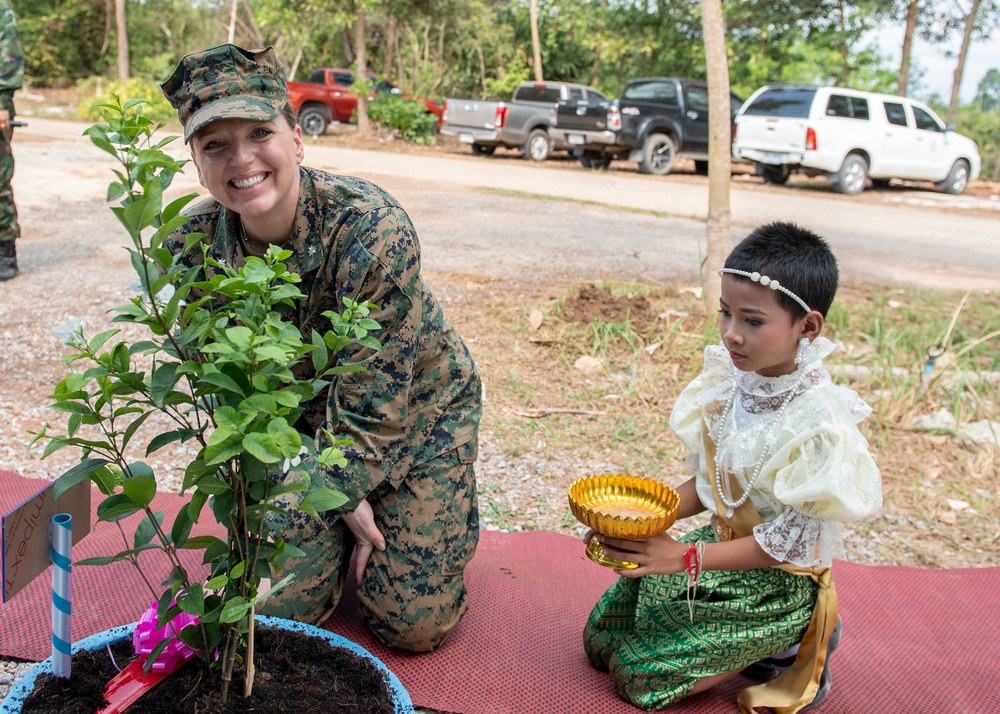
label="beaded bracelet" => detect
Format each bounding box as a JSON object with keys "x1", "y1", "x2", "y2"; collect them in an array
[{"x1": 684, "y1": 541, "x2": 706, "y2": 623}]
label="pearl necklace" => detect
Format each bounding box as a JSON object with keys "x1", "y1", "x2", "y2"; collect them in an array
[{"x1": 713, "y1": 368, "x2": 808, "y2": 517}]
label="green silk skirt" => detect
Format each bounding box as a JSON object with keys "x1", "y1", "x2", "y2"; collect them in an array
[{"x1": 584, "y1": 525, "x2": 818, "y2": 711}]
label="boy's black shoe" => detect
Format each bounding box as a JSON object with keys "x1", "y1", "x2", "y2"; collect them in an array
[
  {"x1": 741, "y1": 616, "x2": 843, "y2": 704},
  {"x1": 802, "y1": 617, "x2": 843, "y2": 711},
  {"x1": 0, "y1": 241, "x2": 18, "y2": 281}
]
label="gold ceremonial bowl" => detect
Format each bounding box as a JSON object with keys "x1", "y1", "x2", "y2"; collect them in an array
[{"x1": 568, "y1": 474, "x2": 679, "y2": 570}]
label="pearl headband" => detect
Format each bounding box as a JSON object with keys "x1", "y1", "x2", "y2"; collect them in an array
[{"x1": 717, "y1": 268, "x2": 812, "y2": 314}]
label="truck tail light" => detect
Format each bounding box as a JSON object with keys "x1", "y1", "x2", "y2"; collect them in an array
[
  {"x1": 805, "y1": 127, "x2": 817, "y2": 151},
  {"x1": 495, "y1": 105, "x2": 508, "y2": 129},
  {"x1": 442, "y1": 103, "x2": 449, "y2": 124},
  {"x1": 608, "y1": 105, "x2": 621, "y2": 131}
]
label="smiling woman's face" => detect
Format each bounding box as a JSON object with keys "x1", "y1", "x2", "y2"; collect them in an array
[{"x1": 190, "y1": 117, "x2": 304, "y2": 238}]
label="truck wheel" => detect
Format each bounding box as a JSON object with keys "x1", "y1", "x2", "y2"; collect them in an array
[
  {"x1": 638, "y1": 133, "x2": 675, "y2": 175},
  {"x1": 524, "y1": 129, "x2": 551, "y2": 162},
  {"x1": 298, "y1": 106, "x2": 330, "y2": 137},
  {"x1": 937, "y1": 159, "x2": 970, "y2": 195},
  {"x1": 471, "y1": 144, "x2": 496, "y2": 156},
  {"x1": 832, "y1": 154, "x2": 868, "y2": 195},
  {"x1": 760, "y1": 165, "x2": 790, "y2": 185},
  {"x1": 580, "y1": 152, "x2": 612, "y2": 170}
]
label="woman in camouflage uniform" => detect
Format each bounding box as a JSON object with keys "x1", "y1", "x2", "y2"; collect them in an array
[{"x1": 161, "y1": 44, "x2": 481, "y2": 652}]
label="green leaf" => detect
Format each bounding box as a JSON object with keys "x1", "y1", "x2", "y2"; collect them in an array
[
  {"x1": 230, "y1": 560, "x2": 246, "y2": 579},
  {"x1": 194, "y1": 475, "x2": 232, "y2": 495},
  {"x1": 50, "y1": 401, "x2": 95, "y2": 416},
  {"x1": 143, "y1": 639, "x2": 173, "y2": 676},
  {"x1": 123, "y1": 473, "x2": 156, "y2": 507},
  {"x1": 177, "y1": 585, "x2": 206, "y2": 617},
  {"x1": 170, "y1": 506, "x2": 193, "y2": 547},
  {"x1": 90, "y1": 466, "x2": 120, "y2": 496},
  {"x1": 218, "y1": 597, "x2": 252, "y2": 624},
  {"x1": 178, "y1": 535, "x2": 224, "y2": 550},
  {"x1": 76, "y1": 555, "x2": 117, "y2": 566},
  {"x1": 121, "y1": 411, "x2": 152, "y2": 451},
  {"x1": 253, "y1": 344, "x2": 289, "y2": 362},
  {"x1": 302, "y1": 487, "x2": 349, "y2": 513},
  {"x1": 54, "y1": 458, "x2": 111, "y2": 499},
  {"x1": 150, "y1": 362, "x2": 180, "y2": 407},
  {"x1": 203, "y1": 538, "x2": 229, "y2": 565},
  {"x1": 199, "y1": 370, "x2": 246, "y2": 396},
  {"x1": 243, "y1": 433, "x2": 281, "y2": 464},
  {"x1": 205, "y1": 574, "x2": 229, "y2": 590},
  {"x1": 147, "y1": 428, "x2": 198, "y2": 456},
  {"x1": 96, "y1": 495, "x2": 142, "y2": 522},
  {"x1": 134, "y1": 511, "x2": 165, "y2": 548}
]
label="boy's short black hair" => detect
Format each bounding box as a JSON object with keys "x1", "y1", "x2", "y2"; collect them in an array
[{"x1": 724, "y1": 221, "x2": 839, "y2": 318}]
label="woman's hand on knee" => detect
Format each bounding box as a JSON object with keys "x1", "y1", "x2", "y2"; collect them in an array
[{"x1": 341, "y1": 500, "x2": 386, "y2": 582}]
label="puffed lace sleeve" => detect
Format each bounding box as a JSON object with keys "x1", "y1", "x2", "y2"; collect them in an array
[
  {"x1": 752, "y1": 404, "x2": 882, "y2": 566},
  {"x1": 768, "y1": 419, "x2": 882, "y2": 523},
  {"x1": 668, "y1": 373, "x2": 705, "y2": 468}
]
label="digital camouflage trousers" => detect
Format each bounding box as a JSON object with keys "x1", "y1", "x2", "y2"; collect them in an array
[
  {"x1": 260, "y1": 440, "x2": 479, "y2": 652},
  {"x1": 0, "y1": 126, "x2": 18, "y2": 243}
]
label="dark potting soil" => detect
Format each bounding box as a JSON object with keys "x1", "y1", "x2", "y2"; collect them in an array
[{"x1": 20, "y1": 625, "x2": 395, "y2": 713}]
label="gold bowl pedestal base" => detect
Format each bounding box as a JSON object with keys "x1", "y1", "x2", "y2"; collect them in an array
[{"x1": 586, "y1": 534, "x2": 638, "y2": 570}]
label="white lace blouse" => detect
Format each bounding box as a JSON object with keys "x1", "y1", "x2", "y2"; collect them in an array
[{"x1": 669, "y1": 337, "x2": 883, "y2": 567}]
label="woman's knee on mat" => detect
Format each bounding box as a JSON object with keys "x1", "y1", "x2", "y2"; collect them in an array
[{"x1": 360, "y1": 579, "x2": 470, "y2": 652}]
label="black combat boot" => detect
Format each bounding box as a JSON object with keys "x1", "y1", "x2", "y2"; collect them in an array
[{"x1": 0, "y1": 241, "x2": 17, "y2": 281}]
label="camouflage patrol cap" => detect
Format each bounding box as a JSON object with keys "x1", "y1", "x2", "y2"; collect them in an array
[{"x1": 160, "y1": 44, "x2": 288, "y2": 143}]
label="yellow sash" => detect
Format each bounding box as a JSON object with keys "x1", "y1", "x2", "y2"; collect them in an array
[{"x1": 703, "y1": 424, "x2": 839, "y2": 714}]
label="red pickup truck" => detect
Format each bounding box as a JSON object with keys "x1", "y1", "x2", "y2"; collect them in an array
[{"x1": 286, "y1": 68, "x2": 444, "y2": 136}]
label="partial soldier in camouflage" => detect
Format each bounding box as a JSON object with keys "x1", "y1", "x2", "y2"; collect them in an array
[
  {"x1": 161, "y1": 44, "x2": 481, "y2": 652},
  {"x1": 0, "y1": 0, "x2": 23, "y2": 281}
]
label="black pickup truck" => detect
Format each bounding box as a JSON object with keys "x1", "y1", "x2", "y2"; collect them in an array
[{"x1": 553, "y1": 77, "x2": 744, "y2": 174}]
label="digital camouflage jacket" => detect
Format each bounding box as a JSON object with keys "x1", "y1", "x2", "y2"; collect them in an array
[
  {"x1": 0, "y1": 0, "x2": 23, "y2": 115},
  {"x1": 167, "y1": 167, "x2": 482, "y2": 511}
]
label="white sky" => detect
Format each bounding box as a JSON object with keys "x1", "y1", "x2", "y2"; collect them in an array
[{"x1": 871, "y1": 22, "x2": 1000, "y2": 103}]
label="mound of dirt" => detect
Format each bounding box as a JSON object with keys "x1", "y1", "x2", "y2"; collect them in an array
[{"x1": 560, "y1": 283, "x2": 657, "y2": 331}]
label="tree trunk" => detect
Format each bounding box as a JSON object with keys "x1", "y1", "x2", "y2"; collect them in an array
[
  {"x1": 355, "y1": 7, "x2": 369, "y2": 135},
  {"x1": 897, "y1": 0, "x2": 918, "y2": 95},
  {"x1": 947, "y1": 0, "x2": 982, "y2": 126},
  {"x1": 289, "y1": 47, "x2": 303, "y2": 82},
  {"x1": 384, "y1": 16, "x2": 397, "y2": 83},
  {"x1": 341, "y1": 28, "x2": 355, "y2": 65},
  {"x1": 529, "y1": 0, "x2": 543, "y2": 81},
  {"x1": 701, "y1": 0, "x2": 732, "y2": 315},
  {"x1": 839, "y1": 0, "x2": 850, "y2": 86},
  {"x1": 228, "y1": 0, "x2": 238, "y2": 44},
  {"x1": 115, "y1": 0, "x2": 129, "y2": 82},
  {"x1": 591, "y1": 0, "x2": 606, "y2": 87},
  {"x1": 477, "y1": 45, "x2": 486, "y2": 95}
]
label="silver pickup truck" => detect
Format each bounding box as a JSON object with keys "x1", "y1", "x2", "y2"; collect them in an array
[{"x1": 441, "y1": 81, "x2": 610, "y2": 162}]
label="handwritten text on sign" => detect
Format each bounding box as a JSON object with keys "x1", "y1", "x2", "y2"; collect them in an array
[{"x1": 2, "y1": 479, "x2": 91, "y2": 602}]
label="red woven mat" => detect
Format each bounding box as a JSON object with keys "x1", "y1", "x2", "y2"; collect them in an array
[
  {"x1": 0, "y1": 471, "x2": 224, "y2": 661},
  {"x1": 324, "y1": 529, "x2": 1000, "y2": 714},
  {"x1": 4, "y1": 470, "x2": 998, "y2": 713}
]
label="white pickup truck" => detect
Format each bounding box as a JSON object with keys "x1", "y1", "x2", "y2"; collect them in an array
[
  {"x1": 732, "y1": 84, "x2": 981, "y2": 195},
  {"x1": 440, "y1": 81, "x2": 610, "y2": 162}
]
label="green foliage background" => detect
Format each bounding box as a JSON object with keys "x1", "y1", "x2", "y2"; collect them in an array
[{"x1": 9, "y1": 0, "x2": 1000, "y2": 167}]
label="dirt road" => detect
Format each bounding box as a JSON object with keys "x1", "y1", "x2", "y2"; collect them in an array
[{"x1": 10, "y1": 117, "x2": 1000, "y2": 293}]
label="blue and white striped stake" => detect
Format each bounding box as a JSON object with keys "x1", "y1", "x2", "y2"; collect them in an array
[{"x1": 49, "y1": 513, "x2": 73, "y2": 678}]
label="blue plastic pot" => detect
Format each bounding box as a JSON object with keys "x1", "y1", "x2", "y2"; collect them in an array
[{"x1": 0, "y1": 615, "x2": 412, "y2": 713}]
